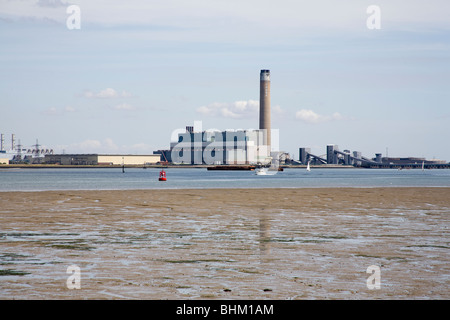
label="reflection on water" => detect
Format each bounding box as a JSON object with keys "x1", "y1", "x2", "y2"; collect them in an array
[{"x1": 259, "y1": 211, "x2": 270, "y2": 257}]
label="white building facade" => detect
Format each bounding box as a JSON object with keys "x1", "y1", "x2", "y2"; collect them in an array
[{"x1": 170, "y1": 128, "x2": 273, "y2": 165}]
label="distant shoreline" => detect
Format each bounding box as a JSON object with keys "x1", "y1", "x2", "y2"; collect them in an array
[
  {"x1": 0, "y1": 164, "x2": 355, "y2": 169},
  {"x1": 3, "y1": 164, "x2": 447, "y2": 169}
]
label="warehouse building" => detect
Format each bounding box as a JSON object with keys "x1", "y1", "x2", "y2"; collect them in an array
[{"x1": 44, "y1": 154, "x2": 160, "y2": 166}]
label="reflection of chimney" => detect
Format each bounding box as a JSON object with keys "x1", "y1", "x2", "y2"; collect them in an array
[
  {"x1": 259, "y1": 70, "x2": 271, "y2": 148},
  {"x1": 259, "y1": 212, "x2": 271, "y2": 257}
]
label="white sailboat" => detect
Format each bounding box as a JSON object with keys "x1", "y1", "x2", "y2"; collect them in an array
[{"x1": 306, "y1": 161, "x2": 311, "y2": 172}]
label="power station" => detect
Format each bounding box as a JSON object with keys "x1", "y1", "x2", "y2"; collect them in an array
[
  {"x1": 2, "y1": 69, "x2": 448, "y2": 168},
  {"x1": 155, "y1": 69, "x2": 448, "y2": 169},
  {"x1": 0, "y1": 134, "x2": 54, "y2": 164},
  {"x1": 166, "y1": 69, "x2": 276, "y2": 165}
]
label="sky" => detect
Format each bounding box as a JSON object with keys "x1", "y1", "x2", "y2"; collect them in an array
[{"x1": 1, "y1": 0, "x2": 450, "y2": 161}]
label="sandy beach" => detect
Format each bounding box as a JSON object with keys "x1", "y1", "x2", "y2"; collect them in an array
[{"x1": 0, "y1": 187, "x2": 449, "y2": 300}]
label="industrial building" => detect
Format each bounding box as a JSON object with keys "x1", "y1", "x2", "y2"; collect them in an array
[
  {"x1": 153, "y1": 150, "x2": 172, "y2": 163},
  {"x1": 168, "y1": 70, "x2": 275, "y2": 165},
  {"x1": 44, "y1": 154, "x2": 160, "y2": 166},
  {"x1": 1, "y1": 134, "x2": 54, "y2": 164},
  {"x1": 169, "y1": 127, "x2": 271, "y2": 165},
  {"x1": 299, "y1": 145, "x2": 449, "y2": 168},
  {"x1": 299, "y1": 145, "x2": 386, "y2": 167}
]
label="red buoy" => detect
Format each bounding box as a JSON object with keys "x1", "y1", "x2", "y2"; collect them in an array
[{"x1": 158, "y1": 170, "x2": 167, "y2": 181}]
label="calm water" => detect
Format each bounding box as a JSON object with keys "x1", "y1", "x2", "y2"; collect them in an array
[{"x1": 0, "y1": 167, "x2": 449, "y2": 191}]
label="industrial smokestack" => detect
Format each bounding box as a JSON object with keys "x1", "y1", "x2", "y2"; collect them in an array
[{"x1": 259, "y1": 69, "x2": 271, "y2": 148}]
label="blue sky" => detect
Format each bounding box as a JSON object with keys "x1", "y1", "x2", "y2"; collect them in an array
[{"x1": 1, "y1": 0, "x2": 449, "y2": 161}]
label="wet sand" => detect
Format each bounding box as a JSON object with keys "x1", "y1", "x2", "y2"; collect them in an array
[{"x1": 0, "y1": 187, "x2": 449, "y2": 300}]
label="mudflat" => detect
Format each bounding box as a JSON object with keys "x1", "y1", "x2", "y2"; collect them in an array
[{"x1": 0, "y1": 187, "x2": 449, "y2": 299}]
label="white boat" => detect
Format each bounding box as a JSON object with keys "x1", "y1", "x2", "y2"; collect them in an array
[
  {"x1": 255, "y1": 167, "x2": 277, "y2": 175},
  {"x1": 255, "y1": 161, "x2": 279, "y2": 175},
  {"x1": 306, "y1": 161, "x2": 311, "y2": 172}
]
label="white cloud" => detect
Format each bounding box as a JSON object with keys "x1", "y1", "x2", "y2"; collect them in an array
[
  {"x1": 62, "y1": 138, "x2": 116, "y2": 153},
  {"x1": 112, "y1": 103, "x2": 135, "y2": 111},
  {"x1": 197, "y1": 100, "x2": 285, "y2": 119},
  {"x1": 60, "y1": 138, "x2": 153, "y2": 154},
  {"x1": 84, "y1": 88, "x2": 132, "y2": 99},
  {"x1": 120, "y1": 90, "x2": 133, "y2": 98},
  {"x1": 125, "y1": 143, "x2": 154, "y2": 154},
  {"x1": 69, "y1": 139, "x2": 102, "y2": 152},
  {"x1": 295, "y1": 109, "x2": 346, "y2": 124},
  {"x1": 36, "y1": 0, "x2": 69, "y2": 7},
  {"x1": 272, "y1": 105, "x2": 285, "y2": 116},
  {"x1": 42, "y1": 107, "x2": 59, "y2": 115},
  {"x1": 196, "y1": 100, "x2": 258, "y2": 119},
  {"x1": 103, "y1": 138, "x2": 119, "y2": 151},
  {"x1": 42, "y1": 106, "x2": 76, "y2": 115},
  {"x1": 64, "y1": 106, "x2": 76, "y2": 112}
]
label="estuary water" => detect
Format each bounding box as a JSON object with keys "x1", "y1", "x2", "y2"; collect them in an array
[{"x1": 0, "y1": 167, "x2": 449, "y2": 191}]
